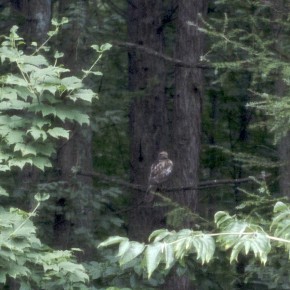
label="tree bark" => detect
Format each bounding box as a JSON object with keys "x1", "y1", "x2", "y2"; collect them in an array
[
  {"x1": 10, "y1": 0, "x2": 51, "y2": 43},
  {"x1": 171, "y1": 0, "x2": 208, "y2": 221},
  {"x1": 127, "y1": 0, "x2": 169, "y2": 241},
  {"x1": 162, "y1": 0, "x2": 208, "y2": 289},
  {"x1": 271, "y1": 1, "x2": 290, "y2": 197},
  {"x1": 51, "y1": 0, "x2": 94, "y2": 260}
]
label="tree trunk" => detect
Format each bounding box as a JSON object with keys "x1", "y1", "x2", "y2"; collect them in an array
[
  {"x1": 127, "y1": 0, "x2": 169, "y2": 241},
  {"x1": 10, "y1": 0, "x2": 51, "y2": 43},
  {"x1": 51, "y1": 0, "x2": 94, "y2": 260},
  {"x1": 271, "y1": 1, "x2": 290, "y2": 197},
  {"x1": 171, "y1": 0, "x2": 207, "y2": 222},
  {"x1": 162, "y1": 0, "x2": 208, "y2": 289}
]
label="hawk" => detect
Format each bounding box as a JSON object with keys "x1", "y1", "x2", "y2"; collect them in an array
[{"x1": 145, "y1": 151, "x2": 173, "y2": 202}]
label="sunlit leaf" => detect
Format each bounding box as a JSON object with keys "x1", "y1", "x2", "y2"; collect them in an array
[
  {"x1": 119, "y1": 241, "x2": 145, "y2": 265},
  {"x1": 98, "y1": 236, "x2": 128, "y2": 248},
  {"x1": 145, "y1": 242, "x2": 163, "y2": 278},
  {"x1": 47, "y1": 127, "x2": 70, "y2": 139}
]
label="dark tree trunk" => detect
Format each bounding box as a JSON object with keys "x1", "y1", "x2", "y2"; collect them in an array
[
  {"x1": 171, "y1": 0, "x2": 207, "y2": 221},
  {"x1": 271, "y1": 1, "x2": 290, "y2": 197},
  {"x1": 51, "y1": 0, "x2": 94, "y2": 260},
  {"x1": 162, "y1": 0, "x2": 208, "y2": 289},
  {"x1": 10, "y1": 0, "x2": 51, "y2": 43},
  {"x1": 127, "y1": 0, "x2": 169, "y2": 240}
]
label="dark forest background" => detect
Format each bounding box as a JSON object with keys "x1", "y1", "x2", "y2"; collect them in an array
[{"x1": 1, "y1": 0, "x2": 290, "y2": 289}]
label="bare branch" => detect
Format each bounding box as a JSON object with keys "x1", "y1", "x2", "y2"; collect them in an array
[
  {"x1": 112, "y1": 40, "x2": 211, "y2": 69},
  {"x1": 77, "y1": 170, "x2": 270, "y2": 192}
]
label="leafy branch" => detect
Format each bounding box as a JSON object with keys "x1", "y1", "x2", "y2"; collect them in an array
[
  {"x1": 0, "y1": 25, "x2": 109, "y2": 171},
  {"x1": 8, "y1": 193, "x2": 50, "y2": 239},
  {"x1": 99, "y1": 201, "x2": 290, "y2": 278}
]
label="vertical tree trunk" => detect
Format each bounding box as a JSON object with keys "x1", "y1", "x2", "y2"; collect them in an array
[
  {"x1": 162, "y1": 0, "x2": 208, "y2": 289},
  {"x1": 10, "y1": 0, "x2": 51, "y2": 43},
  {"x1": 51, "y1": 0, "x2": 94, "y2": 259},
  {"x1": 172, "y1": 0, "x2": 207, "y2": 219},
  {"x1": 127, "y1": 0, "x2": 169, "y2": 240},
  {"x1": 271, "y1": 1, "x2": 290, "y2": 197}
]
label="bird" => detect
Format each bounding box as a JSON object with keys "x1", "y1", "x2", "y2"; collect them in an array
[{"x1": 145, "y1": 151, "x2": 173, "y2": 202}]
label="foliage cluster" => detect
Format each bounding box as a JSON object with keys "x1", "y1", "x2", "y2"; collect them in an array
[
  {"x1": 99, "y1": 199, "x2": 290, "y2": 281},
  {"x1": 0, "y1": 22, "x2": 111, "y2": 289},
  {"x1": 0, "y1": 192, "x2": 89, "y2": 289}
]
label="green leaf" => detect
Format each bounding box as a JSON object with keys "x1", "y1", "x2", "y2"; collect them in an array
[
  {"x1": 27, "y1": 127, "x2": 47, "y2": 141},
  {"x1": 145, "y1": 242, "x2": 163, "y2": 278},
  {"x1": 55, "y1": 107, "x2": 90, "y2": 125},
  {"x1": 214, "y1": 211, "x2": 233, "y2": 229},
  {"x1": 91, "y1": 45, "x2": 100, "y2": 52},
  {"x1": 0, "y1": 186, "x2": 9, "y2": 196},
  {"x1": 0, "y1": 99, "x2": 30, "y2": 110},
  {"x1": 58, "y1": 262, "x2": 89, "y2": 283},
  {"x1": 82, "y1": 70, "x2": 103, "y2": 76},
  {"x1": 31, "y1": 156, "x2": 52, "y2": 171},
  {"x1": 32, "y1": 143, "x2": 55, "y2": 157},
  {"x1": 149, "y1": 229, "x2": 172, "y2": 242},
  {"x1": 8, "y1": 157, "x2": 32, "y2": 169},
  {"x1": 47, "y1": 127, "x2": 70, "y2": 139},
  {"x1": 118, "y1": 239, "x2": 130, "y2": 257},
  {"x1": 98, "y1": 236, "x2": 128, "y2": 248},
  {"x1": 0, "y1": 165, "x2": 10, "y2": 172},
  {"x1": 69, "y1": 89, "x2": 97, "y2": 102},
  {"x1": 230, "y1": 232, "x2": 270, "y2": 264},
  {"x1": 100, "y1": 43, "x2": 112, "y2": 51},
  {"x1": 5, "y1": 74, "x2": 28, "y2": 86},
  {"x1": 22, "y1": 55, "x2": 48, "y2": 66},
  {"x1": 119, "y1": 241, "x2": 145, "y2": 265},
  {"x1": 14, "y1": 143, "x2": 37, "y2": 156},
  {"x1": 61, "y1": 76, "x2": 82, "y2": 90},
  {"x1": 1, "y1": 129, "x2": 24, "y2": 145},
  {"x1": 34, "y1": 192, "x2": 50, "y2": 202},
  {"x1": 29, "y1": 104, "x2": 56, "y2": 117},
  {"x1": 163, "y1": 243, "x2": 175, "y2": 269},
  {"x1": 273, "y1": 201, "x2": 288, "y2": 213},
  {"x1": 197, "y1": 234, "x2": 215, "y2": 264},
  {"x1": 0, "y1": 87, "x2": 17, "y2": 100},
  {"x1": 54, "y1": 51, "x2": 64, "y2": 59}
]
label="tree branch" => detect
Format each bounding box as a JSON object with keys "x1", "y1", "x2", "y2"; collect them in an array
[
  {"x1": 77, "y1": 170, "x2": 270, "y2": 192},
  {"x1": 111, "y1": 40, "x2": 211, "y2": 69}
]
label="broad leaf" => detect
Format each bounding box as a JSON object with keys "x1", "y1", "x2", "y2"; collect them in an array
[
  {"x1": 145, "y1": 242, "x2": 163, "y2": 278},
  {"x1": 98, "y1": 236, "x2": 128, "y2": 248},
  {"x1": 47, "y1": 127, "x2": 70, "y2": 139},
  {"x1": 119, "y1": 241, "x2": 145, "y2": 265}
]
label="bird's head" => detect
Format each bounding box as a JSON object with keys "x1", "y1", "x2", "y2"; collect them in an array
[{"x1": 158, "y1": 151, "x2": 169, "y2": 160}]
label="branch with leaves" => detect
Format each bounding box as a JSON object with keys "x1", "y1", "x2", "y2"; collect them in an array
[{"x1": 99, "y1": 201, "x2": 290, "y2": 279}]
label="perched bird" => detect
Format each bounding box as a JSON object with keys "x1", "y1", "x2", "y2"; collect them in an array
[{"x1": 145, "y1": 151, "x2": 173, "y2": 202}]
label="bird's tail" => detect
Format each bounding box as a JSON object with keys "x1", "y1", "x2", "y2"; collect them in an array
[{"x1": 145, "y1": 185, "x2": 155, "y2": 203}]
